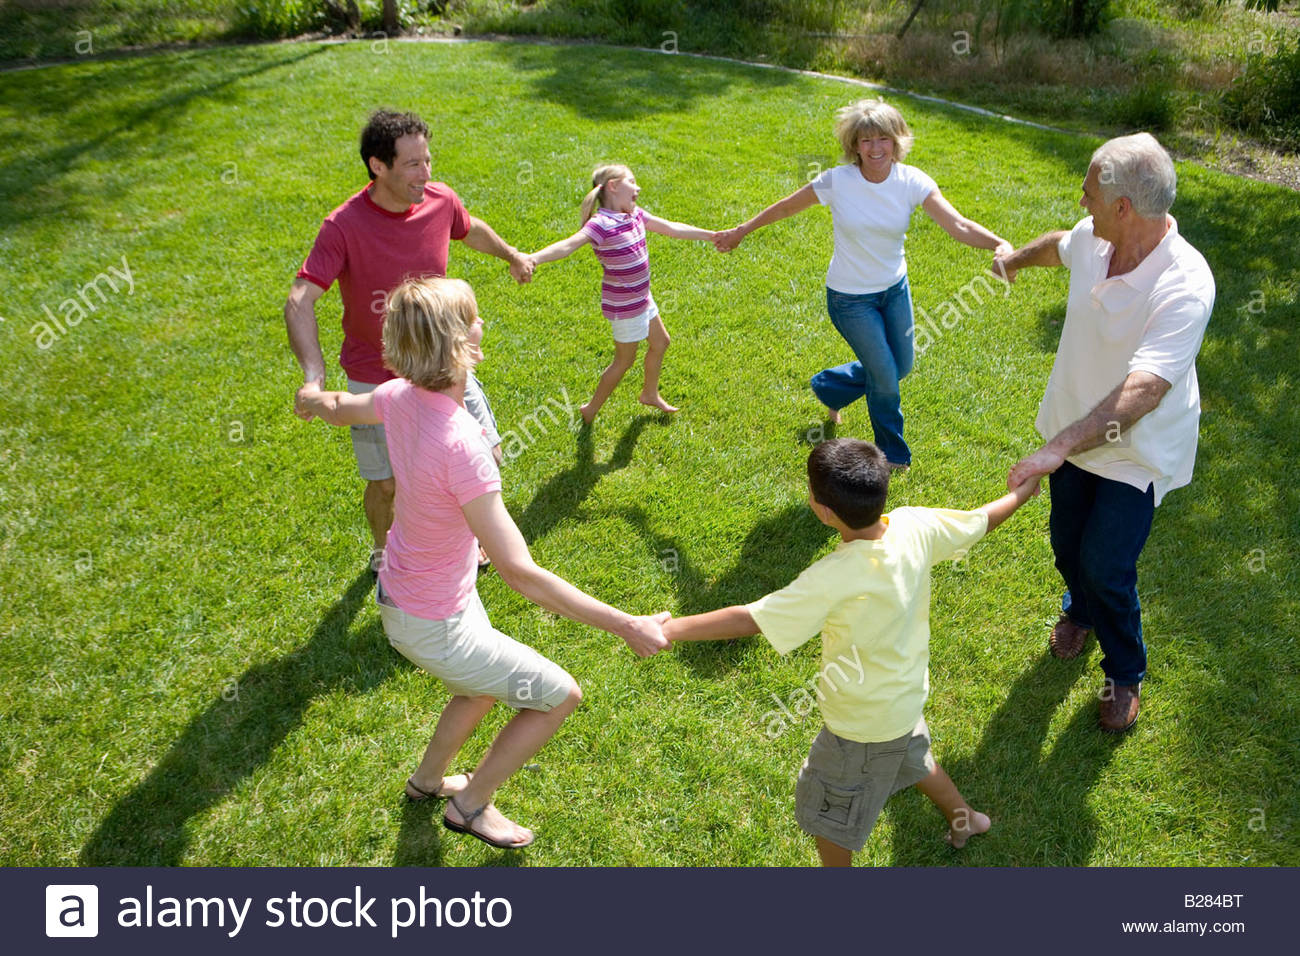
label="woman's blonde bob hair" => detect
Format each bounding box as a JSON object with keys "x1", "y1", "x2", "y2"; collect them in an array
[
  {"x1": 381, "y1": 276, "x2": 479, "y2": 391},
  {"x1": 580, "y1": 163, "x2": 634, "y2": 224},
  {"x1": 834, "y1": 98, "x2": 913, "y2": 165}
]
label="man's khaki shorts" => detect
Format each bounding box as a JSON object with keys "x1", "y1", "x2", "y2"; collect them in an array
[{"x1": 794, "y1": 717, "x2": 935, "y2": 852}]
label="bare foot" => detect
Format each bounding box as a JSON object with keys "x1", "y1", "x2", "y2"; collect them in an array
[
  {"x1": 405, "y1": 772, "x2": 471, "y2": 802},
  {"x1": 445, "y1": 800, "x2": 535, "y2": 848},
  {"x1": 824, "y1": 405, "x2": 842, "y2": 425},
  {"x1": 945, "y1": 810, "x2": 991, "y2": 849},
  {"x1": 579, "y1": 402, "x2": 598, "y2": 425},
  {"x1": 639, "y1": 392, "x2": 679, "y2": 414}
]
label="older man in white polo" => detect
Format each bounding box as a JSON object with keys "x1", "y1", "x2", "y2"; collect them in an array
[{"x1": 994, "y1": 133, "x2": 1215, "y2": 733}]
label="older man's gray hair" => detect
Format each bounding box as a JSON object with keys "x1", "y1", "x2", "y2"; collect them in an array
[{"x1": 1090, "y1": 133, "x2": 1177, "y2": 220}]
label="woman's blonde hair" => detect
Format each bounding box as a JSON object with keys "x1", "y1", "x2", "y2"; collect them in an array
[
  {"x1": 580, "y1": 163, "x2": 634, "y2": 224},
  {"x1": 834, "y1": 98, "x2": 913, "y2": 165},
  {"x1": 381, "y1": 276, "x2": 478, "y2": 391}
]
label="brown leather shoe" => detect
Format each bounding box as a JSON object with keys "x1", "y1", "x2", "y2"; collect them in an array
[
  {"x1": 1098, "y1": 682, "x2": 1140, "y2": 733},
  {"x1": 1049, "y1": 616, "x2": 1091, "y2": 659}
]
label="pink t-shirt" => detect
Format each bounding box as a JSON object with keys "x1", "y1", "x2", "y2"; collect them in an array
[
  {"x1": 298, "y1": 183, "x2": 471, "y2": 383},
  {"x1": 371, "y1": 379, "x2": 500, "y2": 619}
]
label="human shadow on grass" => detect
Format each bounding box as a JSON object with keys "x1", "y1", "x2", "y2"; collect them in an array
[
  {"x1": 887, "y1": 652, "x2": 1123, "y2": 866},
  {"x1": 954, "y1": 161, "x2": 1300, "y2": 858},
  {"x1": 510, "y1": 414, "x2": 655, "y2": 545},
  {"x1": 620, "y1": 501, "x2": 835, "y2": 678},
  {"x1": 80, "y1": 569, "x2": 394, "y2": 865},
  {"x1": 1018, "y1": 170, "x2": 1300, "y2": 854},
  {"x1": 392, "y1": 797, "x2": 528, "y2": 868},
  {"x1": 1031, "y1": 300, "x2": 1068, "y2": 355},
  {"x1": 0, "y1": 44, "x2": 326, "y2": 229},
  {"x1": 490, "y1": 41, "x2": 795, "y2": 121},
  {"x1": 1128, "y1": 177, "x2": 1300, "y2": 858}
]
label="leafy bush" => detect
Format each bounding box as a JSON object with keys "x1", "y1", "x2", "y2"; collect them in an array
[
  {"x1": 1223, "y1": 32, "x2": 1300, "y2": 150},
  {"x1": 233, "y1": 0, "x2": 329, "y2": 38},
  {"x1": 975, "y1": 0, "x2": 1114, "y2": 44},
  {"x1": 1113, "y1": 80, "x2": 1176, "y2": 131}
]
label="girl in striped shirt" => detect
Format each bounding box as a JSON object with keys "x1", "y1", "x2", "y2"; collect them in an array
[{"x1": 528, "y1": 164, "x2": 717, "y2": 424}]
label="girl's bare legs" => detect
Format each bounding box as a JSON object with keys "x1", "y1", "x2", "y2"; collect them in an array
[
  {"x1": 406, "y1": 694, "x2": 497, "y2": 800},
  {"x1": 444, "y1": 684, "x2": 584, "y2": 844},
  {"x1": 914, "y1": 763, "x2": 991, "y2": 848},
  {"x1": 638, "y1": 316, "x2": 678, "y2": 413},
  {"x1": 581, "y1": 341, "x2": 639, "y2": 424}
]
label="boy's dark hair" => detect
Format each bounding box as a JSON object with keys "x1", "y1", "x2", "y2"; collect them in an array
[
  {"x1": 807, "y1": 438, "x2": 890, "y2": 529},
  {"x1": 360, "y1": 109, "x2": 429, "y2": 180}
]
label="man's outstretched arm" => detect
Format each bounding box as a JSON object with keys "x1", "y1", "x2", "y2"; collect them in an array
[
  {"x1": 992, "y1": 230, "x2": 1068, "y2": 284},
  {"x1": 461, "y1": 216, "x2": 535, "y2": 284}
]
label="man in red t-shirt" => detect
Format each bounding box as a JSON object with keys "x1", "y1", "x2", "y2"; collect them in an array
[{"x1": 287, "y1": 109, "x2": 533, "y2": 573}]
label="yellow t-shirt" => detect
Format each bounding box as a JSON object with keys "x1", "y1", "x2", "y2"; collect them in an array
[{"x1": 747, "y1": 506, "x2": 988, "y2": 743}]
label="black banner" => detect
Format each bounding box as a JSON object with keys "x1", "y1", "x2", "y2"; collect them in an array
[{"x1": 8, "y1": 867, "x2": 1290, "y2": 953}]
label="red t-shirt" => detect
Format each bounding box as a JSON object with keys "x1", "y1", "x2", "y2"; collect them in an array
[{"x1": 297, "y1": 182, "x2": 471, "y2": 383}]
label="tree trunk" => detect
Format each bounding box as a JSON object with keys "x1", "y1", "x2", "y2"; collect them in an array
[{"x1": 382, "y1": 0, "x2": 399, "y2": 35}]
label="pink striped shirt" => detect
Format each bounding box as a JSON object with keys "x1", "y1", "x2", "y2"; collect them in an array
[
  {"x1": 371, "y1": 379, "x2": 501, "y2": 619},
  {"x1": 581, "y1": 207, "x2": 652, "y2": 320}
]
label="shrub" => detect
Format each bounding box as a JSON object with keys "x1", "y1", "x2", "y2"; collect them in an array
[
  {"x1": 233, "y1": 0, "x2": 329, "y2": 39},
  {"x1": 977, "y1": 0, "x2": 1114, "y2": 44},
  {"x1": 1114, "y1": 80, "x2": 1176, "y2": 131},
  {"x1": 1223, "y1": 32, "x2": 1300, "y2": 150}
]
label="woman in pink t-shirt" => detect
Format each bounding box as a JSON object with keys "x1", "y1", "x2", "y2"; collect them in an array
[{"x1": 297, "y1": 277, "x2": 669, "y2": 850}]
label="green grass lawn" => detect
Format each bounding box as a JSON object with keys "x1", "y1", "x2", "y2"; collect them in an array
[{"x1": 1, "y1": 38, "x2": 1296, "y2": 867}]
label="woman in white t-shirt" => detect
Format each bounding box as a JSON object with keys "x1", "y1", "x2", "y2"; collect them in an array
[{"x1": 716, "y1": 99, "x2": 1011, "y2": 469}]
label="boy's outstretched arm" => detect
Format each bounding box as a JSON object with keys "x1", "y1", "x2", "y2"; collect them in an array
[
  {"x1": 664, "y1": 606, "x2": 759, "y2": 643},
  {"x1": 978, "y1": 475, "x2": 1041, "y2": 533}
]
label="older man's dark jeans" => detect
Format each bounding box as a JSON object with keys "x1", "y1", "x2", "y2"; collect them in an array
[{"x1": 1048, "y1": 461, "x2": 1155, "y2": 686}]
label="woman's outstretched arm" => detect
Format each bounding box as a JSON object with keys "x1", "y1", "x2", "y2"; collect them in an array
[
  {"x1": 921, "y1": 189, "x2": 1011, "y2": 254},
  {"x1": 714, "y1": 184, "x2": 819, "y2": 252},
  {"x1": 463, "y1": 491, "x2": 670, "y2": 657}
]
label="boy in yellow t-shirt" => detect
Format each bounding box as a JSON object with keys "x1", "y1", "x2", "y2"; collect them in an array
[{"x1": 664, "y1": 438, "x2": 1041, "y2": 866}]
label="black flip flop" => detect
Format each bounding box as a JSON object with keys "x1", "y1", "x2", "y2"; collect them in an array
[{"x1": 442, "y1": 796, "x2": 534, "y2": 849}]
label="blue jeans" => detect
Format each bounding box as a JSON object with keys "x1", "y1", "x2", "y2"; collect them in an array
[
  {"x1": 1048, "y1": 461, "x2": 1155, "y2": 685},
  {"x1": 811, "y1": 278, "x2": 915, "y2": 466}
]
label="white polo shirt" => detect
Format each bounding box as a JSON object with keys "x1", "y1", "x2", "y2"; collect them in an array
[{"x1": 1036, "y1": 215, "x2": 1215, "y2": 505}]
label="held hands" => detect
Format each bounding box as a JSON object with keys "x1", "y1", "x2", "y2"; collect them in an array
[
  {"x1": 991, "y1": 244, "x2": 1017, "y2": 285},
  {"x1": 1007, "y1": 445, "x2": 1065, "y2": 490},
  {"x1": 508, "y1": 253, "x2": 536, "y2": 285},
  {"x1": 711, "y1": 227, "x2": 746, "y2": 253},
  {"x1": 294, "y1": 380, "x2": 323, "y2": 422},
  {"x1": 1010, "y1": 473, "x2": 1043, "y2": 501},
  {"x1": 622, "y1": 611, "x2": 672, "y2": 658}
]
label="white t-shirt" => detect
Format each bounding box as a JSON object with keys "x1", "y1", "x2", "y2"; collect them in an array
[
  {"x1": 810, "y1": 162, "x2": 938, "y2": 294},
  {"x1": 1036, "y1": 215, "x2": 1215, "y2": 505}
]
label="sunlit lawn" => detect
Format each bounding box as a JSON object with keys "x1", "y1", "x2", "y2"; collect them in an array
[{"x1": 0, "y1": 39, "x2": 1296, "y2": 866}]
